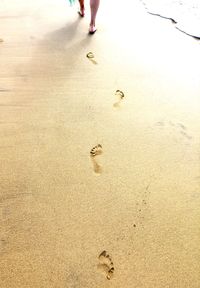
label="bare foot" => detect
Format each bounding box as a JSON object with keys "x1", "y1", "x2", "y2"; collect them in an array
[
  {"x1": 78, "y1": 9, "x2": 85, "y2": 17},
  {"x1": 89, "y1": 25, "x2": 97, "y2": 34},
  {"x1": 78, "y1": 3, "x2": 85, "y2": 17}
]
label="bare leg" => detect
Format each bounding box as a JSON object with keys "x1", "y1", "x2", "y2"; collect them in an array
[
  {"x1": 89, "y1": 0, "x2": 100, "y2": 33},
  {"x1": 78, "y1": 0, "x2": 85, "y2": 16}
]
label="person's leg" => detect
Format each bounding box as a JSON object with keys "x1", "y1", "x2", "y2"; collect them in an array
[
  {"x1": 89, "y1": 0, "x2": 100, "y2": 33},
  {"x1": 78, "y1": 0, "x2": 85, "y2": 16}
]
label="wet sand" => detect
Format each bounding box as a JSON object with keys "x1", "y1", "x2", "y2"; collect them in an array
[
  {"x1": 142, "y1": 0, "x2": 200, "y2": 38},
  {"x1": 0, "y1": 0, "x2": 200, "y2": 287}
]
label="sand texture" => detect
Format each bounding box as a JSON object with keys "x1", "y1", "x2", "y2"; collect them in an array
[{"x1": 0, "y1": 0, "x2": 200, "y2": 287}]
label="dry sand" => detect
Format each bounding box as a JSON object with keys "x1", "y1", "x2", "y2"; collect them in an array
[{"x1": 0, "y1": 0, "x2": 200, "y2": 287}]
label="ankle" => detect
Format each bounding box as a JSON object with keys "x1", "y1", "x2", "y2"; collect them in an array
[
  {"x1": 79, "y1": 6, "x2": 85, "y2": 16},
  {"x1": 80, "y1": 4, "x2": 84, "y2": 11}
]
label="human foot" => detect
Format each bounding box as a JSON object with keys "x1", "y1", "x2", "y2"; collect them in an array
[
  {"x1": 89, "y1": 24, "x2": 97, "y2": 34},
  {"x1": 78, "y1": 4, "x2": 85, "y2": 17},
  {"x1": 78, "y1": 11, "x2": 84, "y2": 17},
  {"x1": 78, "y1": 9, "x2": 85, "y2": 17}
]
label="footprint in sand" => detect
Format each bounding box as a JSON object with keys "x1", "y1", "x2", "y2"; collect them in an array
[
  {"x1": 156, "y1": 121, "x2": 192, "y2": 140},
  {"x1": 90, "y1": 144, "x2": 103, "y2": 174},
  {"x1": 98, "y1": 250, "x2": 114, "y2": 280},
  {"x1": 86, "y1": 52, "x2": 97, "y2": 65},
  {"x1": 177, "y1": 123, "x2": 192, "y2": 140},
  {"x1": 169, "y1": 122, "x2": 192, "y2": 140},
  {"x1": 0, "y1": 39, "x2": 4, "y2": 43},
  {"x1": 113, "y1": 90, "x2": 125, "y2": 108}
]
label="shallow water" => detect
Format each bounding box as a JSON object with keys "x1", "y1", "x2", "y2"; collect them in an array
[{"x1": 142, "y1": 0, "x2": 200, "y2": 37}]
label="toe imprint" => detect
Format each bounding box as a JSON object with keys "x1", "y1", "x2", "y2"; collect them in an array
[
  {"x1": 87, "y1": 52, "x2": 94, "y2": 59},
  {"x1": 90, "y1": 144, "x2": 102, "y2": 157},
  {"x1": 116, "y1": 90, "x2": 125, "y2": 99},
  {"x1": 98, "y1": 250, "x2": 114, "y2": 280}
]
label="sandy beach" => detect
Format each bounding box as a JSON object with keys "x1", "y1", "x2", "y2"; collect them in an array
[{"x1": 0, "y1": 0, "x2": 200, "y2": 287}]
